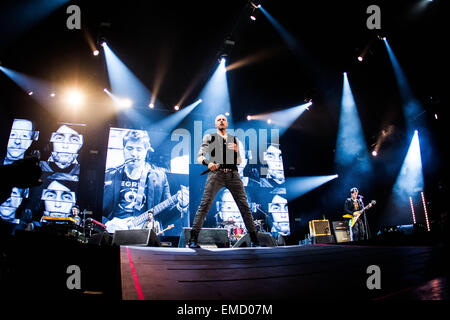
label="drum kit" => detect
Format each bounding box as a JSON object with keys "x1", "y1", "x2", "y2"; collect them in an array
[{"x1": 219, "y1": 218, "x2": 265, "y2": 245}]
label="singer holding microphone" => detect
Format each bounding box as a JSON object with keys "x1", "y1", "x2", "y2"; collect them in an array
[
  {"x1": 344, "y1": 187, "x2": 372, "y2": 241},
  {"x1": 187, "y1": 114, "x2": 260, "y2": 248}
]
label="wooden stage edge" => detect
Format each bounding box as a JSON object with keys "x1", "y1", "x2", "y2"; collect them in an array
[{"x1": 120, "y1": 244, "x2": 449, "y2": 300}]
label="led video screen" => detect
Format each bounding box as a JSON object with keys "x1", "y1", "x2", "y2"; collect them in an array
[{"x1": 1, "y1": 119, "x2": 86, "y2": 226}]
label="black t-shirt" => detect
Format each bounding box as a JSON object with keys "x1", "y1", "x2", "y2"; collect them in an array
[
  {"x1": 112, "y1": 171, "x2": 146, "y2": 219},
  {"x1": 210, "y1": 134, "x2": 238, "y2": 170}
]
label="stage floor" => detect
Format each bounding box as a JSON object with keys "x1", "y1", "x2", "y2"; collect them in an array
[{"x1": 120, "y1": 244, "x2": 449, "y2": 300}]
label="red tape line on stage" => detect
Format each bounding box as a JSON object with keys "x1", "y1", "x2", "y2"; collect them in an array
[{"x1": 126, "y1": 246, "x2": 144, "y2": 300}]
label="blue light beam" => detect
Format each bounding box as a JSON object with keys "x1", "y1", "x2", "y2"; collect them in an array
[
  {"x1": 392, "y1": 130, "x2": 424, "y2": 201},
  {"x1": 0, "y1": 0, "x2": 69, "y2": 48},
  {"x1": 196, "y1": 59, "x2": 233, "y2": 127},
  {"x1": 102, "y1": 43, "x2": 154, "y2": 107},
  {"x1": 248, "y1": 101, "x2": 312, "y2": 136},
  {"x1": 259, "y1": 6, "x2": 303, "y2": 56},
  {"x1": 285, "y1": 175, "x2": 339, "y2": 202},
  {"x1": 335, "y1": 73, "x2": 372, "y2": 173},
  {"x1": 151, "y1": 99, "x2": 202, "y2": 149},
  {"x1": 383, "y1": 39, "x2": 423, "y2": 132},
  {"x1": 0, "y1": 66, "x2": 52, "y2": 102}
]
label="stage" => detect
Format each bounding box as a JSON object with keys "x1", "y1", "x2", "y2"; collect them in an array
[{"x1": 120, "y1": 243, "x2": 449, "y2": 300}]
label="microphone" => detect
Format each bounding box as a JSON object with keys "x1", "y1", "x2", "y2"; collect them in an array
[{"x1": 201, "y1": 163, "x2": 222, "y2": 175}]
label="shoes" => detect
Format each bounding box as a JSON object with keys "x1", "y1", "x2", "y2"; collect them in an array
[
  {"x1": 249, "y1": 231, "x2": 261, "y2": 247},
  {"x1": 188, "y1": 229, "x2": 201, "y2": 248}
]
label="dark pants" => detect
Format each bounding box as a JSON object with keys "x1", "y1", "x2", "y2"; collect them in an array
[
  {"x1": 192, "y1": 170, "x2": 257, "y2": 234},
  {"x1": 351, "y1": 218, "x2": 366, "y2": 241}
]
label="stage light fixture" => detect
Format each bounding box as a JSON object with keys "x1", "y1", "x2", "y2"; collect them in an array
[
  {"x1": 50, "y1": 93, "x2": 56, "y2": 97},
  {"x1": 250, "y1": 15, "x2": 256, "y2": 21},
  {"x1": 28, "y1": 91, "x2": 33, "y2": 96},
  {"x1": 358, "y1": 56, "x2": 363, "y2": 62},
  {"x1": 225, "y1": 112, "x2": 230, "y2": 116},
  {"x1": 119, "y1": 98, "x2": 132, "y2": 108},
  {"x1": 247, "y1": 115, "x2": 252, "y2": 121},
  {"x1": 101, "y1": 42, "x2": 106, "y2": 47},
  {"x1": 372, "y1": 150, "x2": 378, "y2": 157},
  {"x1": 66, "y1": 90, "x2": 84, "y2": 107},
  {"x1": 149, "y1": 103, "x2": 154, "y2": 109},
  {"x1": 93, "y1": 49, "x2": 99, "y2": 56},
  {"x1": 267, "y1": 119, "x2": 272, "y2": 124},
  {"x1": 174, "y1": 105, "x2": 179, "y2": 111}
]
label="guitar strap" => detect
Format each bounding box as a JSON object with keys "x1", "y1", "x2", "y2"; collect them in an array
[{"x1": 134, "y1": 163, "x2": 150, "y2": 210}]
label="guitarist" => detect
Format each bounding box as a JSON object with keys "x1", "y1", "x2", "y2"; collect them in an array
[
  {"x1": 143, "y1": 212, "x2": 161, "y2": 235},
  {"x1": 344, "y1": 187, "x2": 371, "y2": 241},
  {"x1": 102, "y1": 130, "x2": 189, "y2": 226}
]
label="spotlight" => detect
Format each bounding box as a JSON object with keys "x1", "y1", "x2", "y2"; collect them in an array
[
  {"x1": 103, "y1": 88, "x2": 108, "y2": 92},
  {"x1": 434, "y1": 114, "x2": 438, "y2": 120},
  {"x1": 28, "y1": 91, "x2": 33, "y2": 96},
  {"x1": 358, "y1": 56, "x2": 363, "y2": 62},
  {"x1": 66, "y1": 90, "x2": 84, "y2": 107},
  {"x1": 119, "y1": 98, "x2": 132, "y2": 108},
  {"x1": 372, "y1": 150, "x2": 378, "y2": 157},
  {"x1": 174, "y1": 105, "x2": 179, "y2": 111},
  {"x1": 225, "y1": 112, "x2": 230, "y2": 116},
  {"x1": 50, "y1": 93, "x2": 56, "y2": 97},
  {"x1": 250, "y1": 15, "x2": 256, "y2": 21},
  {"x1": 149, "y1": 103, "x2": 154, "y2": 109},
  {"x1": 93, "y1": 49, "x2": 99, "y2": 56},
  {"x1": 267, "y1": 119, "x2": 272, "y2": 124},
  {"x1": 247, "y1": 115, "x2": 252, "y2": 121},
  {"x1": 101, "y1": 42, "x2": 106, "y2": 47}
]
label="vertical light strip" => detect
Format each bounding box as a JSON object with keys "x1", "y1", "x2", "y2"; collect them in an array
[
  {"x1": 409, "y1": 196, "x2": 416, "y2": 224},
  {"x1": 421, "y1": 192, "x2": 430, "y2": 232}
]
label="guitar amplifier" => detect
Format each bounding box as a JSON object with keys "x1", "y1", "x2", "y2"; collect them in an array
[
  {"x1": 309, "y1": 220, "x2": 331, "y2": 237},
  {"x1": 332, "y1": 221, "x2": 351, "y2": 243}
]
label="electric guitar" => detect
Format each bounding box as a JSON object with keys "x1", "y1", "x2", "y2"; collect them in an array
[
  {"x1": 105, "y1": 186, "x2": 188, "y2": 233},
  {"x1": 343, "y1": 200, "x2": 376, "y2": 228},
  {"x1": 157, "y1": 224, "x2": 174, "y2": 236}
]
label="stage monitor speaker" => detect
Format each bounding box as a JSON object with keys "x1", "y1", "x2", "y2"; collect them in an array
[
  {"x1": 88, "y1": 231, "x2": 113, "y2": 246},
  {"x1": 159, "y1": 236, "x2": 180, "y2": 247},
  {"x1": 332, "y1": 221, "x2": 351, "y2": 243},
  {"x1": 309, "y1": 220, "x2": 331, "y2": 236},
  {"x1": 179, "y1": 228, "x2": 229, "y2": 248},
  {"x1": 112, "y1": 229, "x2": 160, "y2": 246},
  {"x1": 233, "y1": 232, "x2": 277, "y2": 248},
  {"x1": 312, "y1": 235, "x2": 335, "y2": 244}
]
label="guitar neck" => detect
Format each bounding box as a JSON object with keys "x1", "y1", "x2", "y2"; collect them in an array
[{"x1": 132, "y1": 194, "x2": 177, "y2": 227}]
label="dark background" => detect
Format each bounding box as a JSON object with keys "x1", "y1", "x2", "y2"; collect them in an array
[{"x1": 0, "y1": 0, "x2": 446, "y2": 244}]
